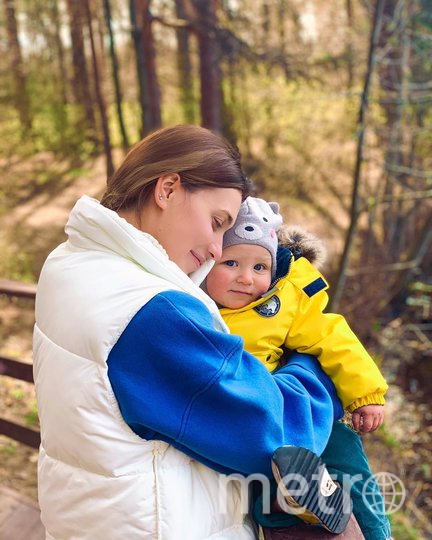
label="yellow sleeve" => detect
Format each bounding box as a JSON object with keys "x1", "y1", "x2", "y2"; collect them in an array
[{"x1": 284, "y1": 258, "x2": 388, "y2": 410}]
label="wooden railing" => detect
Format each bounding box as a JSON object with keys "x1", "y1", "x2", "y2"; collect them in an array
[{"x1": 0, "y1": 279, "x2": 40, "y2": 449}]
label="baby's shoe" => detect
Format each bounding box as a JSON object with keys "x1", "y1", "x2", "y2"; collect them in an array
[
  {"x1": 261, "y1": 514, "x2": 365, "y2": 539},
  {"x1": 271, "y1": 446, "x2": 352, "y2": 534}
]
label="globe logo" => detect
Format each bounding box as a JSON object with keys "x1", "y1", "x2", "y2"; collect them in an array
[{"x1": 362, "y1": 472, "x2": 406, "y2": 515}]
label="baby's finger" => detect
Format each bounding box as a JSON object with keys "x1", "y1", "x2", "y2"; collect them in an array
[
  {"x1": 375, "y1": 410, "x2": 385, "y2": 429},
  {"x1": 370, "y1": 415, "x2": 380, "y2": 432},
  {"x1": 352, "y1": 412, "x2": 361, "y2": 430},
  {"x1": 360, "y1": 413, "x2": 374, "y2": 432}
]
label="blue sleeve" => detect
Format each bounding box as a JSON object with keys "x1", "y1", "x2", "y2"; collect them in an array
[{"x1": 107, "y1": 291, "x2": 342, "y2": 477}]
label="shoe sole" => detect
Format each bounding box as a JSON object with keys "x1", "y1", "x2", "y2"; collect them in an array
[{"x1": 271, "y1": 446, "x2": 352, "y2": 534}]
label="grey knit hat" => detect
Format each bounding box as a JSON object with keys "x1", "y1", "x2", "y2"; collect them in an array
[{"x1": 223, "y1": 196, "x2": 283, "y2": 276}]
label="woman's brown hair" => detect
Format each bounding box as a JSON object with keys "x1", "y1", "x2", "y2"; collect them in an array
[{"x1": 100, "y1": 125, "x2": 252, "y2": 212}]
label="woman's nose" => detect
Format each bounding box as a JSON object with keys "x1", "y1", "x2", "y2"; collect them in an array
[{"x1": 208, "y1": 240, "x2": 223, "y2": 261}]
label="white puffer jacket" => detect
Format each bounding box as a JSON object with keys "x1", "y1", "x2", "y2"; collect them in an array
[{"x1": 33, "y1": 196, "x2": 256, "y2": 540}]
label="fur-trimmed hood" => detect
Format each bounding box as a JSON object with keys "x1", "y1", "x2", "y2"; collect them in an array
[{"x1": 277, "y1": 224, "x2": 327, "y2": 269}]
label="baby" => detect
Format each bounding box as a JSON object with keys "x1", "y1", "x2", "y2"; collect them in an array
[
  {"x1": 206, "y1": 196, "x2": 388, "y2": 431},
  {"x1": 204, "y1": 197, "x2": 390, "y2": 536}
]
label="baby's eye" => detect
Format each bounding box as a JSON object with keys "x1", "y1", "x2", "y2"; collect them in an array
[
  {"x1": 254, "y1": 263, "x2": 267, "y2": 271},
  {"x1": 224, "y1": 260, "x2": 237, "y2": 267}
]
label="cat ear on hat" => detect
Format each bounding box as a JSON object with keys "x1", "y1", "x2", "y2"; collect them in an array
[
  {"x1": 269, "y1": 202, "x2": 280, "y2": 215},
  {"x1": 238, "y1": 198, "x2": 251, "y2": 216}
]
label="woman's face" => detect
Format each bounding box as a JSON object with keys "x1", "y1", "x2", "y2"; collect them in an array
[{"x1": 154, "y1": 185, "x2": 242, "y2": 275}]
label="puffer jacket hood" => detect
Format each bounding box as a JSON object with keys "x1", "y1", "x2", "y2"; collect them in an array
[{"x1": 277, "y1": 224, "x2": 327, "y2": 269}]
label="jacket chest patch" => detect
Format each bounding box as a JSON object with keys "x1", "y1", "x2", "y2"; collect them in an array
[{"x1": 254, "y1": 295, "x2": 281, "y2": 317}]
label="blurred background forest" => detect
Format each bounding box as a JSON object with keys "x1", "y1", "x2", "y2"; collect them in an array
[{"x1": 0, "y1": 0, "x2": 431, "y2": 538}]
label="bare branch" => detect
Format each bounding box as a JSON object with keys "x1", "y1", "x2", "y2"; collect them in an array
[
  {"x1": 329, "y1": 0, "x2": 386, "y2": 310},
  {"x1": 346, "y1": 259, "x2": 419, "y2": 275},
  {"x1": 405, "y1": 324, "x2": 432, "y2": 349},
  {"x1": 151, "y1": 8, "x2": 312, "y2": 80},
  {"x1": 363, "y1": 189, "x2": 432, "y2": 211},
  {"x1": 151, "y1": 15, "x2": 191, "y2": 30},
  {"x1": 384, "y1": 163, "x2": 432, "y2": 180}
]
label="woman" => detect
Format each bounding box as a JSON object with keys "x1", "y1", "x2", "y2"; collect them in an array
[{"x1": 34, "y1": 125, "x2": 345, "y2": 540}]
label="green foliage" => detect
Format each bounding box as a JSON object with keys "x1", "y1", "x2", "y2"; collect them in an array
[
  {"x1": 0, "y1": 99, "x2": 99, "y2": 159},
  {"x1": 25, "y1": 404, "x2": 39, "y2": 427},
  {"x1": 226, "y1": 65, "x2": 362, "y2": 227},
  {"x1": 12, "y1": 389, "x2": 25, "y2": 400},
  {"x1": 409, "y1": 281, "x2": 432, "y2": 293},
  {"x1": 406, "y1": 280, "x2": 432, "y2": 320},
  {"x1": 371, "y1": 320, "x2": 382, "y2": 333},
  {"x1": 389, "y1": 512, "x2": 421, "y2": 539},
  {"x1": 377, "y1": 424, "x2": 401, "y2": 450},
  {"x1": 419, "y1": 461, "x2": 431, "y2": 479},
  {"x1": 106, "y1": 101, "x2": 140, "y2": 148},
  {"x1": 160, "y1": 95, "x2": 189, "y2": 132},
  {"x1": 30, "y1": 102, "x2": 98, "y2": 158},
  {"x1": 68, "y1": 166, "x2": 90, "y2": 179},
  {"x1": 0, "y1": 236, "x2": 35, "y2": 283},
  {"x1": 418, "y1": 0, "x2": 432, "y2": 29},
  {"x1": 0, "y1": 441, "x2": 18, "y2": 456},
  {"x1": 414, "y1": 118, "x2": 432, "y2": 162},
  {"x1": 0, "y1": 106, "x2": 35, "y2": 157}
]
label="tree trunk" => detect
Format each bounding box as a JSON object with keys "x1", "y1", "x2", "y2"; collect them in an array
[
  {"x1": 140, "y1": 0, "x2": 161, "y2": 130},
  {"x1": 50, "y1": 0, "x2": 68, "y2": 107},
  {"x1": 83, "y1": 0, "x2": 114, "y2": 178},
  {"x1": 262, "y1": 0, "x2": 276, "y2": 157},
  {"x1": 345, "y1": 0, "x2": 354, "y2": 89},
  {"x1": 389, "y1": 212, "x2": 432, "y2": 306},
  {"x1": 130, "y1": 0, "x2": 161, "y2": 135},
  {"x1": 95, "y1": 4, "x2": 107, "y2": 77},
  {"x1": 103, "y1": 0, "x2": 130, "y2": 150},
  {"x1": 130, "y1": 0, "x2": 148, "y2": 135},
  {"x1": 175, "y1": 0, "x2": 196, "y2": 124},
  {"x1": 379, "y1": 0, "x2": 405, "y2": 253},
  {"x1": 376, "y1": 0, "x2": 431, "y2": 310},
  {"x1": 4, "y1": 0, "x2": 32, "y2": 136},
  {"x1": 329, "y1": 0, "x2": 386, "y2": 311},
  {"x1": 65, "y1": 0, "x2": 97, "y2": 138},
  {"x1": 185, "y1": 0, "x2": 223, "y2": 133}
]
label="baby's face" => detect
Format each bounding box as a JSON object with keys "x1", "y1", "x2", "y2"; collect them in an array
[{"x1": 206, "y1": 244, "x2": 272, "y2": 309}]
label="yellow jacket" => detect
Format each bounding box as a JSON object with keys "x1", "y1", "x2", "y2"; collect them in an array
[{"x1": 219, "y1": 256, "x2": 388, "y2": 411}]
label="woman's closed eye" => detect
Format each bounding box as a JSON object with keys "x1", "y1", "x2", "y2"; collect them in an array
[{"x1": 212, "y1": 217, "x2": 224, "y2": 231}]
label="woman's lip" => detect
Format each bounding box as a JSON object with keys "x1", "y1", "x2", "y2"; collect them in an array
[{"x1": 191, "y1": 251, "x2": 203, "y2": 268}]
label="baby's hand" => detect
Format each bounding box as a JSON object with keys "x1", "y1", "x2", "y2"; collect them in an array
[{"x1": 351, "y1": 404, "x2": 385, "y2": 432}]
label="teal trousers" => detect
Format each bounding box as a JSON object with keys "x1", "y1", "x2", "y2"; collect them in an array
[{"x1": 253, "y1": 421, "x2": 392, "y2": 540}]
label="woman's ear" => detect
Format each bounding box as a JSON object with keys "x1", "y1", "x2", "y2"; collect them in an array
[{"x1": 154, "y1": 173, "x2": 181, "y2": 207}]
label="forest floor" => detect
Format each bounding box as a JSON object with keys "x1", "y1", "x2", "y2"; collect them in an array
[{"x1": 0, "y1": 151, "x2": 431, "y2": 539}]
